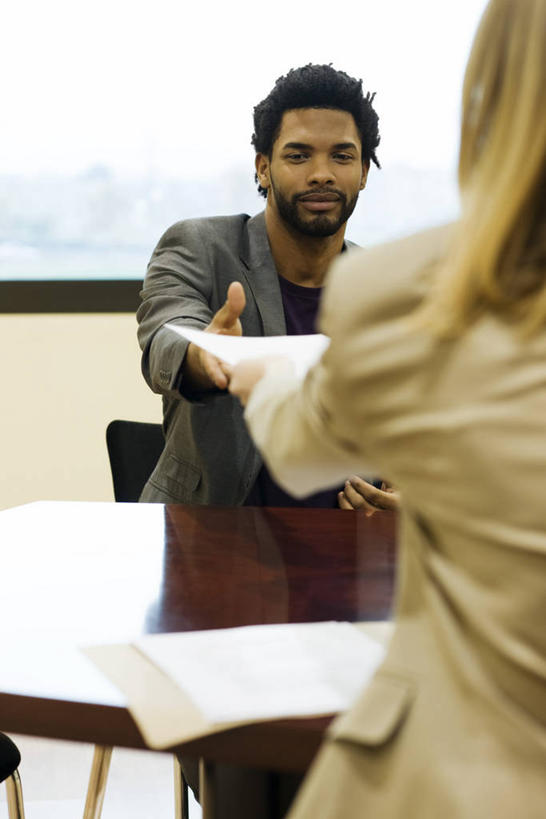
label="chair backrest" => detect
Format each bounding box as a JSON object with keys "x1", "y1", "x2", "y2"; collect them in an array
[
  {"x1": 106, "y1": 419, "x2": 164, "y2": 502},
  {"x1": 0, "y1": 733, "x2": 20, "y2": 784}
]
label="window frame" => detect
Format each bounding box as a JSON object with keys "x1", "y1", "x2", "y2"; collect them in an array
[{"x1": 1, "y1": 280, "x2": 142, "y2": 313}]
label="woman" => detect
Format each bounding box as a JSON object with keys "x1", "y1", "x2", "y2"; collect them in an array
[{"x1": 228, "y1": 0, "x2": 546, "y2": 815}]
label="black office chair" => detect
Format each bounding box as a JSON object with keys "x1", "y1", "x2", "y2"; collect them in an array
[
  {"x1": 106, "y1": 419, "x2": 165, "y2": 502},
  {"x1": 100, "y1": 420, "x2": 189, "y2": 819},
  {"x1": 0, "y1": 733, "x2": 25, "y2": 819}
]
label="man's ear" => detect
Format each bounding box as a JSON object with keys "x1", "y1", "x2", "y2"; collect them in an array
[
  {"x1": 360, "y1": 160, "x2": 370, "y2": 190},
  {"x1": 255, "y1": 153, "x2": 270, "y2": 191}
]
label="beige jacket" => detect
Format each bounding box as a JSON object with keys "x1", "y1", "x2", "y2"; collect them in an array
[{"x1": 245, "y1": 225, "x2": 546, "y2": 818}]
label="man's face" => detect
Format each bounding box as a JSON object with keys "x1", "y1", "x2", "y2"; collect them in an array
[{"x1": 256, "y1": 108, "x2": 368, "y2": 237}]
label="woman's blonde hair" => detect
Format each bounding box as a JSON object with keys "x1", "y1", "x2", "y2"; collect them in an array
[{"x1": 422, "y1": 0, "x2": 546, "y2": 336}]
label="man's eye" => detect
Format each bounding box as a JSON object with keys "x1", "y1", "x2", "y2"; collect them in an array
[
  {"x1": 333, "y1": 153, "x2": 353, "y2": 161},
  {"x1": 286, "y1": 153, "x2": 307, "y2": 162}
]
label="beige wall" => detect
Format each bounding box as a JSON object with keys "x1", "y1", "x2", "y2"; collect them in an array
[{"x1": 0, "y1": 313, "x2": 161, "y2": 511}]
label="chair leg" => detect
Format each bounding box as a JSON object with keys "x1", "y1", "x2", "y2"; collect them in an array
[
  {"x1": 173, "y1": 755, "x2": 190, "y2": 819},
  {"x1": 199, "y1": 758, "x2": 215, "y2": 819},
  {"x1": 82, "y1": 745, "x2": 112, "y2": 819},
  {"x1": 6, "y1": 770, "x2": 25, "y2": 819}
]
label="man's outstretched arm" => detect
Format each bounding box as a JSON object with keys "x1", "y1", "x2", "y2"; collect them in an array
[{"x1": 184, "y1": 282, "x2": 246, "y2": 392}]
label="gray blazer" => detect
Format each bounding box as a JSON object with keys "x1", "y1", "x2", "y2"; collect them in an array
[{"x1": 137, "y1": 211, "x2": 288, "y2": 505}]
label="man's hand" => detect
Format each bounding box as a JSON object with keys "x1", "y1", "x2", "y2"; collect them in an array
[
  {"x1": 184, "y1": 282, "x2": 246, "y2": 391},
  {"x1": 338, "y1": 476, "x2": 400, "y2": 515}
]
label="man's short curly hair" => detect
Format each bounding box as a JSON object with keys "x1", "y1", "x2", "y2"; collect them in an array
[{"x1": 251, "y1": 64, "x2": 380, "y2": 198}]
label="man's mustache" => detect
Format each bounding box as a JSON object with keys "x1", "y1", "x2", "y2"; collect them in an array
[{"x1": 295, "y1": 188, "x2": 346, "y2": 202}]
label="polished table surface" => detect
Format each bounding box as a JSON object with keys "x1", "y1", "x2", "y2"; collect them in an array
[{"x1": 0, "y1": 501, "x2": 396, "y2": 772}]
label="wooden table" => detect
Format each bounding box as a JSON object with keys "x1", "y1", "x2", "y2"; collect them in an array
[{"x1": 0, "y1": 500, "x2": 396, "y2": 775}]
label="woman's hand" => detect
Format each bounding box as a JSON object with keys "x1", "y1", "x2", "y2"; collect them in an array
[
  {"x1": 227, "y1": 358, "x2": 269, "y2": 406},
  {"x1": 228, "y1": 356, "x2": 295, "y2": 406}
]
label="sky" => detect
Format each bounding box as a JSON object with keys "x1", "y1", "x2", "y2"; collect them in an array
[{"x1": 2, "y1": 0, "x2": 489, "y2": 179}]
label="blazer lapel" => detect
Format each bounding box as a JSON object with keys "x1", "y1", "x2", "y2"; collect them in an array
[{"x1": 240, "y1": 211, "x2": 286, "y2": 336}]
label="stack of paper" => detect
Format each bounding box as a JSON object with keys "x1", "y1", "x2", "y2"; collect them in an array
[
  {"x1": 165, "y1": 324, "x2": 330, "y2": 379},
  {"x1": 85, "y1": 621, "x2": 389, "y2": 749}
]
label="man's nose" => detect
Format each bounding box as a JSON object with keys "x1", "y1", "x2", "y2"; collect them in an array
[{"x1": 306, "y1": 157, "x2": 335, "y2": 186}]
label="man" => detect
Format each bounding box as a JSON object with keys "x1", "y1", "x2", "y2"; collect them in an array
[{"x1": 137, "y1": 63, "x2": 391, "y2": 511}]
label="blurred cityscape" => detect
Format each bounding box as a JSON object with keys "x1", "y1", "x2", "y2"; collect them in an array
[{"x1": 0, "y1": 163, "x2": 459, "y2": 281}]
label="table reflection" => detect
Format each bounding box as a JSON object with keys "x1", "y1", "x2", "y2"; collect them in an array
[{"x1": 146, "y1": 505, "x2": 396, "y2": 634}]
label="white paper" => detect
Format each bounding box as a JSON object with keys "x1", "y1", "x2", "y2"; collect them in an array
[
  {"x1": 134, "y1": 621, "x2": 385, "y2": 724},
  {"x1": 165, "y1": 324, "x2": 330, "y2": 379}
]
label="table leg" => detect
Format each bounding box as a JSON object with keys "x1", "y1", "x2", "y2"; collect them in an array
[
  {"x1": 82, "y1": 745, "x2": 112, "y2": 819},
  {"x1": 198, "y1": 759, "x2": 303, "y2": 819}
]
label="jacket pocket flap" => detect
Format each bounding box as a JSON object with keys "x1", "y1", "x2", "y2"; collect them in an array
[
  {"x1": 329, "y1": 673, "x2": 415, "y2": 747},
  {"x1": 156, "y1": 454, "x2": 201, "y2": 494}
]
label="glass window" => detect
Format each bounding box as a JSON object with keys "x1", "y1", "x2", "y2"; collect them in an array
[{"x1": 1, "y1": 0, "x2": 488, "y2": 293}]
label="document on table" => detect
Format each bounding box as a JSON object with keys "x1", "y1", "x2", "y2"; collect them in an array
[
  {"x1": 134, "y1": 621, "x2": 384, "y2": 723},
  {"x1": 165, "y1": 323, "x2": 330, "y2": 379},
  {"x1": 84, "y1": 621, "x2": 389, "y2": 748}
]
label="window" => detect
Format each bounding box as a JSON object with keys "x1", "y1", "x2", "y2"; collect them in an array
[{"x1": 1, "y1": 0, "x2": 488, "y2": 309}]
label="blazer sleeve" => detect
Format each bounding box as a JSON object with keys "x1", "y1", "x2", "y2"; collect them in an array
[
  {"x1": 136, "y1": 220, "x2": 217, "y2": 399},
  {"x1": 244, "y1": 225, "x2": 452, "y2": 497},
  {"x1": 242, "y1": 251, "x2": 382, "y2": 497},
  {"x1": 243, "y1": 331, "x2": 376, "y2": 498}
]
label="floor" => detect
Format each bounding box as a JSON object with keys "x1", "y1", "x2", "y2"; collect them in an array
[{"x1": 0, "y1": 734, "x2": 202, "y2": 819}]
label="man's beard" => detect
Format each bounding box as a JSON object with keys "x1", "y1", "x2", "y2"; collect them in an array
[{"x1": 270, "y1": 179, "x2": 360, "y2": 237}]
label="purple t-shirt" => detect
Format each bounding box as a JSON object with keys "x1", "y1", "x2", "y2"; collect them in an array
[{"x1": 244, "y1": 275, "x2": 341, "y2": 508}]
